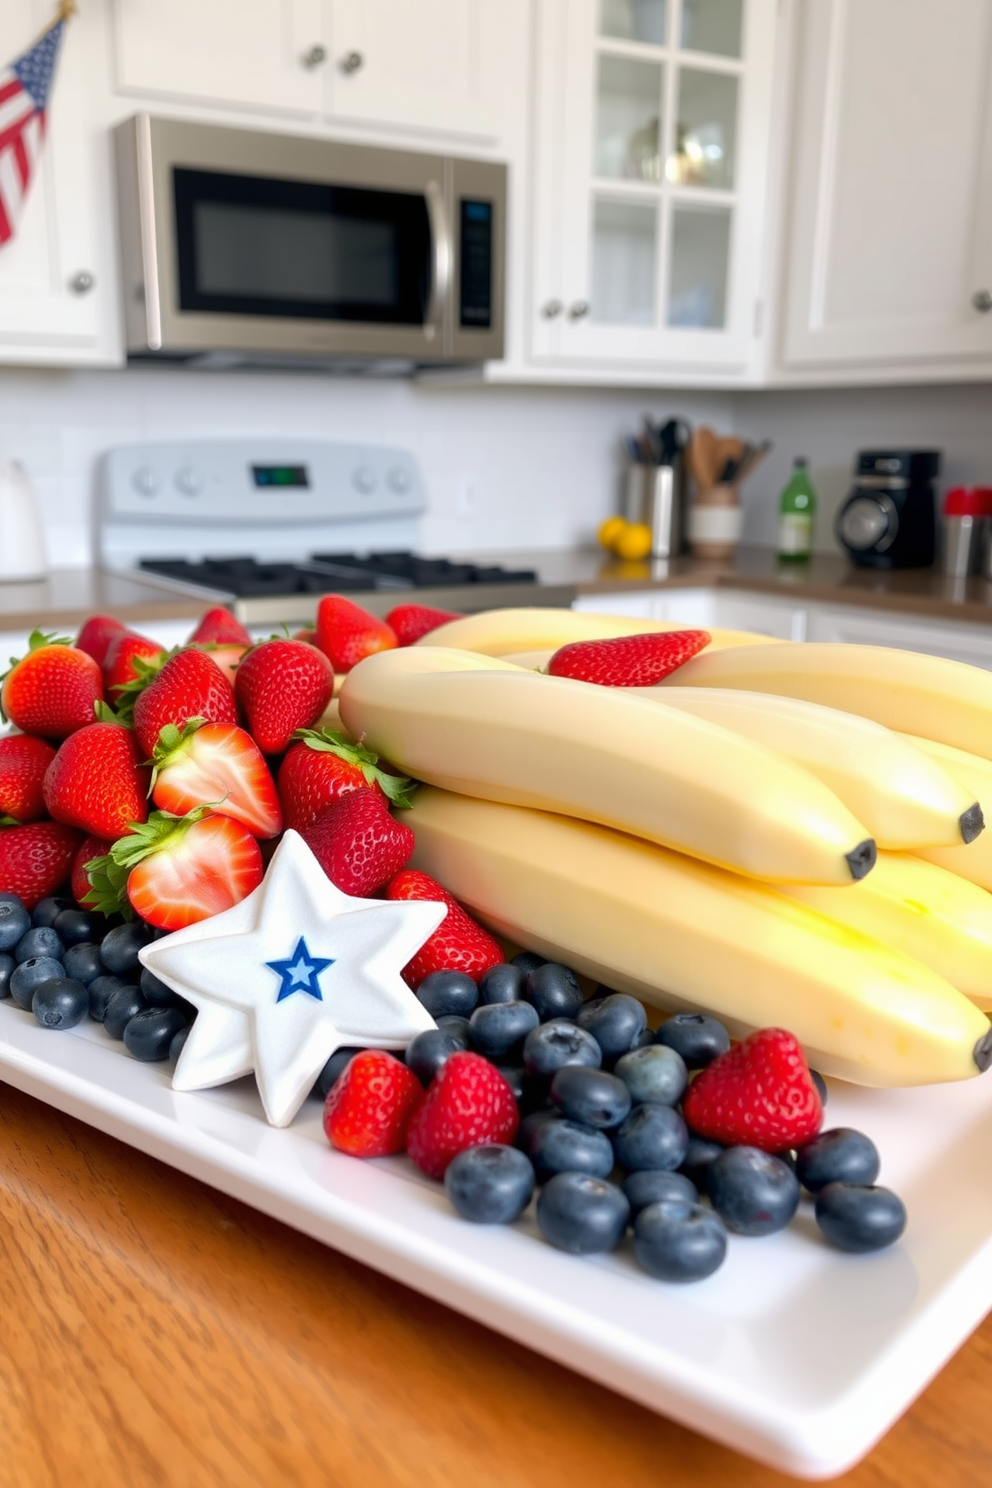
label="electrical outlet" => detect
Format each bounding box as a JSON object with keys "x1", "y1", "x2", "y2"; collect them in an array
[{"x1": 457, "y1": 474, "x2": 480, "y2": 516}]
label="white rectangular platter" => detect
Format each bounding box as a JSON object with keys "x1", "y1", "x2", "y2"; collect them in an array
[{"x1": 1, "y1": 998, "x2": 991, "y2": 1480}]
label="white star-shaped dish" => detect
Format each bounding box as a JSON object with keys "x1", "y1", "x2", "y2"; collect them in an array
[{"x1": 140, "y1": 830, "x2": 444, "y2": 1127}]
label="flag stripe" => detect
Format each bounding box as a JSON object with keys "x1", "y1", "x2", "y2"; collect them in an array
[
  {"x1": 0, "y1": 21, "x2": 66, "y2": 249},
  {"x1": 0, "y1": 77, "x2": 21, "y2": 108}
]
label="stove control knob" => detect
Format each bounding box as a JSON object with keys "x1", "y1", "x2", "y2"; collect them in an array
[
  {"x1": 387, "y1": 466, "x2": 411, "y2": 494},
  {"x1": 175, "y1": 465, "x2": 204, "y2": 496},
  {"x1": 352, "y1": 465, "x2": 378, "y2": 494},
  {"x1": 131, "y1": 465, "x2": 159, "y2": 497}
]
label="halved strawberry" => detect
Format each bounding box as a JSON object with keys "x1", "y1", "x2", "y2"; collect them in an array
[
  {"x1": 76, "y1": 614, "x2": 127, "y2": 669},
  {"x1": 278, "y1": 728, "x2": 414, "y2": 834},
  {"x1": 384, "y1": 868, "x2": 503, "y2": 987},
  {"x1": 89, "y1": 808, "x2": 264, "y2": 930},
  {"x1": 132, "y1": 647, "x2": 238, "y2": 759},
  {"x1": 235, "y1": 638, "x2": 334, "y2": 755},
  {"x1": 103, "y1": 630, "x2": 167, "y2": 701},
  {"x1": 1, "y1": 632, "x2": 104, "y2": 739},
  {"x1": 385, "y1": 603, "x2": 462, "y2": 646},
  {"x1": 0, "y1": 734, "x2": 58, "y2": 823},
  {"x1": 315, "y1": 595, "x2": 397, "y2": 672},
  {"x1": 187, "y1": 608, "x2": 253, "y2": 647},
  {"x1": 0, "y1": 821, "x2": 82, "y2": 910},
  {"x1": 151, "y1": 721, "x2": 283, "y2": 839},
  {"x1": 43, "y1": 722, "x2": 151, "y2": 839},
  {"x1": 71, "y1": 833, "x2": 113, "y2": 905},
  {"x1": 547, "y1": 630, "x2": 711, "y2": 686}
]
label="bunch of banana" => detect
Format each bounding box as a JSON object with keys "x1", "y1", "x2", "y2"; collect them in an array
[{"x1": 417, "y1": 606, "x2": 778, "y2": 656}]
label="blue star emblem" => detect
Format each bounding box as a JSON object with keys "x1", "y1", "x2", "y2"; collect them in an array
[{"x1": 265, "y1": 936, "x2": 334, "y2": 1003}]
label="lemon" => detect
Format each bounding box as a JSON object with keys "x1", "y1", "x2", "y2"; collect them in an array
[
  {"x1": 597, "y1": 516, "x2": 628, "y2": 552},
  {"x1": 614, "y1": 522, "x2": 653, "y2": 560}
]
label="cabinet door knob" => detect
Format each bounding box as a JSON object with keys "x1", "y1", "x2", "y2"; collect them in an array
[
  {"x1": 972, "y1": 289, "x2": 992, "y2": 313},
  {"x1": 69, "y1": 270, "x2": 95, "y2": 295},
  {"x1": 340, "y1": 50, "x2": 364, "y2": 74},
  {"x1": 568, "y1": 299, "x2": 590, "y2": 320},
  {"x1": 541, "y1": 299, "x2": 563, "y2": 319},
  {"x1": 301, "y1": 44, "x2": 327, "y2": 69}
]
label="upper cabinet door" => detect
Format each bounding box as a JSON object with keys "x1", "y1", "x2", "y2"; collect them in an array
[
  {"x1": 531, "y1": 0, "x2": 778, "y2": 373},
  {"x1": 112, "y1": 0, "x2": 325, "y2": 116},
  {"x1": 782, "y1": 0, "x2": 992, "y2": 369},
  {"x1": 325, "y1": 0, "x2": 505, "y2": 142}
]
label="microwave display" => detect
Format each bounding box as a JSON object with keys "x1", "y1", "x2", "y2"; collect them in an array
[
  {"x1": 460, "y1": 199, "x2": 493, "y2": 330},
  {"x1": 173, "y1": 168, "x2": 431, "y2": 324}
]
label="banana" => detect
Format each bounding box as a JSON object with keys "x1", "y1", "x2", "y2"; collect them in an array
[
  {"x1": 777, "y1": 852, "x2": 992, "y2": 1010},
  {"x1": 400, "y1": 787, "x2": 992, "y2": 1087},
  {"x1": 417, "y1": 606, "x2": 779, "y2": 657},
  {"x1": 901, "y1": 734, "x2": 992, "y2": 890},
  {"x1": 340, "y1": 646, "x2": 877, "y2": 884},
  {"x1": 657, "y1": 640, "x2": 992, "y2": 774}
]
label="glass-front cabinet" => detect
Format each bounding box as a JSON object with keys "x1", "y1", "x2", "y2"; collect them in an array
[{"x1": 531, "y1": 0, "x2": 777, "y2": 374}]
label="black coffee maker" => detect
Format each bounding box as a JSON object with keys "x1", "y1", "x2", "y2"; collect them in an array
[{"x1": 835, "y1": 450, "x2": 940, "y2": 569}]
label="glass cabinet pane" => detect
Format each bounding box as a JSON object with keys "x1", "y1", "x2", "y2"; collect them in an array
[
  {"x1": 595, "y1": 55, "x2": 664, "y2": 181},
  {"x1": 666, "y1": 68, "x2": 738, "y2": 189},
  {"x1": 599, "y1": 0, "x2": 667, "y2": 46},
  {"x1": 680, "y1": 0, "x2": 743, "y2": 58},
  {"x1": 667, "y1": 204, "x2": 731, "y2": 327},
  {"x1": 591, "y1": 198, "x2": 657, "y2": 324}
]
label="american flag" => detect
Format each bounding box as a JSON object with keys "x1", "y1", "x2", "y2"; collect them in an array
[{"x1": 0, "y1": 16, "x2": 68, "y2": 247}]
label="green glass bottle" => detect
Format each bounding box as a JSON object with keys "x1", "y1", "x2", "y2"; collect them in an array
[{"x1": 777, "y1": 457, "x2": 816, "y2": 562}]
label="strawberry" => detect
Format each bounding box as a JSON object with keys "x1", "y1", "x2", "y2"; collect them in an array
[
  {"x1": 681, "y1": 1027, "x2": 824, "y2": 1154},
  {"x1": 0, "y1": 821, "x2": 82, "y2": 909},
  {"x1": 71, "y1": 833, "x2": 113, "y2": 905},
  {"x1": 194, "y1": 643, "x2": 247, "y2": 687},
  {"x1": 547, "y1": 629, "x2": 712, "y2": 686},
  {"x1": 406, "y1": 1052, "x2": 518, "y2": 1179},
  {"x1": 151, "y1": 721, "x2": 283, "y2": 839},
  {"x1": 1, "y1": 631, "x2": 103, "y2": 739},
  {"x1": 278, "y1": 728, "x2": 414, "y2": 834},
  {"x1": 302, "y1": 789, "x2": 414, "y2": 896},
  {"x1": 43, "y1": 723, "x2": 151, "y2": 839},
  {"x1": 0, "y1": 734, "x2": 58, "y2": 823},
  {"x1": 384, "y1": 868, "x2": 503, "y2": 988},
  {"x1": 90, "y1": 808, "x2": 264, "y2": 930},
  {"x1": 315, "y1": 595, "x2": 397, "y2": 672},
  {"x1": 132, "y1": 647, "x2": 237, "y2": 759},
  {"x1": 76, "y1": 614, "x2": 127, "y2": 668},
  {"x1": 385, "y1": 603, "x2": 462, "y2": 646},
  {"x1": 235, "y1": 638, "x2": 334, "y2": 755},
  {"x1": 323, "y1": 1050, "x2": 424, "y2": 1158},
  {"x1": 187, "y1": 608, "x2": 253, "y2": 647},
  {"x1": 103, "y1": 630, "x2": 166, "y2": 700},
  {"x1": 293, "y1": 628, "x2": 316, "y2": 644}
]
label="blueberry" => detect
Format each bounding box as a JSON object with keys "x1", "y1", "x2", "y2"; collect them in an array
[
  {"x1": 510, "y1": 951, "x2": 546, "y2": 975},
  {"x1": 415, "y1": 969, "x2": 478, "y2": 1019},
  {"x1": 445, "y1": 1144, "x2": 535, "y2": 1224},
  {"x1": 139, "y1": 967, "x2": 180, "y2": 1008},
  {"x1": 528, "y1": 1115, "x2": 615, "y2": 1181},
  {"x1": 9, "y1": 956, "x2": 65, "y2": 1011},
  {"x1": 31, "y1": 977, "x2": 89, "y2": 1031},
  {"x1": 536, "y1": 1173, "x2": 630, "y2": 1254},
  {"x1": 517, "y1": 1107, "x2": 559, "y2": 1152},
  {"x1": 614, "y1": 1044, "x2": 687, "y2": 1106},
  {"x1": 0, "y1": 891, "x2": 25, "y2": 907},
  {"x1": 478, "y1": 962, "x2": 525, "y2": 1005},
  {"x1": 494, "y1": 1065, "x2": 526, "y2": 1102},
  {"x1": 406, "y1": 1029, "x2": 464, "y2": 1087},
  {"x1": 656, "y1": 1013, "x2": 730, "y2": 1069},
  {"x1": 680, "y1": 1136, "x2": 725, "y2": 1190},
  {"x1": 169, "y1": 1026, "x2": 190, "y2": 1064},
  {"x1": 522, "y1": 1019, "x2": 601, "y2": 1077},
  {"x1": 796, "y1": 1128, "x2": 880, "y2": 1193},
  {"x1": 88, "y1": 973, "x2": 133, "y2": 1023},
  {"x1": 14, "y1": 925, "x2": 63, "y2": 964},
  {"x1": 123, "y1": 1006, "x2": 189, "y2": 1061},
  {"x1": 622, "y1": 1169, "x2": 697, "y2": 1215},
  {"x1": 550, "y1": 1066, "x2": 631, "y2": 1130},
  {"x1": 104, "y1": 985, "x2": 148, "y2": 1040},
  {"x1": 612, "y1": 1104, "x2": 689, "y2": 1173},
  {"x1": 633, "y1": 1200, "x2": 728, "y2": 1282},
  {"x1": 814, "y1": 1183, "x2": 907, "y2": 1253},
  {"x1": 0, "y1": 898, "x2": 30, "y2": 952},
  {"x1": 707, "y1": 1147, "x2": 800, "y2": 1236},
  {"x1": 469, "y1": 1000, "x2": 540, "y2": 1060},
  {"x1": 629, "y1": 1027, "x2": 655, "y2": 1052},
  {"x1": 100, "y1": 920, "x2": 153, "y2": 977},
  {"x1": 435, "y1": 1014, "x2": 472, "y2": 1046},
  {"x1": 577, "y1": 994, "x2": 647, "y2": 1059},
  {"x1": 31, "y1": 895, "x2": 75, "y2": 929},
  {"x1": 314, "y1": 1046, "x2": 363, "y2": 1098},
  {"x1": 525, "y1": 963, "x2": 584, "y2": 1022},
  {"x1": 810, "y1": 1069, "x2": 828, "y2": 1106},
  {"x1": 53, "y1": 908, "x2": 102, "y2": 947},
  {"x1": 0, "y1": 953, "x2": 13, "y2": 999},
  {"x1": 63, "y1": 943, "x2": 104, "y2": 987}
]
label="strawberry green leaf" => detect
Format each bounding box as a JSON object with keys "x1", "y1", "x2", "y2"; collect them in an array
[
  {"x1": 0, "y1": 814, "x2": 18, "y2": 827},
  {"x1": 110, "y1": 647, "x2": 174, "y2": 724},
  {"x1": 81, "y1": 852, "x2": 134, "y2": 919},
  {"x1": 94, "y1": 699, "x2": 128, "y2": 725},
  {"x1": 0, "y1": 629, "x2": 74, "y2": 692},
  {"x1": 108, "y1": 805, "x2": 217, "y2": 872},
  {"x1": 292, "y1": 727, "x2": 417, "y2": 809}
]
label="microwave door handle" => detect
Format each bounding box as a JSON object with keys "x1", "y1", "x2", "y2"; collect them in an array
[{"x1": 424, "y1": 179, "x2": 452, "y2": 342}]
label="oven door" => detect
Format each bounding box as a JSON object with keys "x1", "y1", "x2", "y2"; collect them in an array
[{"x1": 116, "y1": 115, "x2": 505, "y2": 364}]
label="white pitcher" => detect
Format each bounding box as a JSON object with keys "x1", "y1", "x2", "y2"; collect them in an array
[{"x1": 0, "y1": 459, "x2": 47, "y2": 582}]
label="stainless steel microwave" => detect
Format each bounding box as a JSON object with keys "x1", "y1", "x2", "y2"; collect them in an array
[{"x1": 114, "y1": 115, "x2": 506, "y2": 369}]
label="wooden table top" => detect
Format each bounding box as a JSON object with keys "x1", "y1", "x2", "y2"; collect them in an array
[{"x1": 1, "y1": 1083, "x2": 989, "y2": 1488}]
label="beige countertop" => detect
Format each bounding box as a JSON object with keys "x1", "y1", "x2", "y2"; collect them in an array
[{"x1": 3, "y1": 549, "x2": 992, "y2": 632}]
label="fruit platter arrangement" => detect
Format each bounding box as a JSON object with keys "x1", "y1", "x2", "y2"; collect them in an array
[{"x1": 2, "y1": 595, "x2": 992, "y2": 1474}]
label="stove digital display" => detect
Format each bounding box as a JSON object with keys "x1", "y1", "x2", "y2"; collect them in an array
[{"x1": 251, "y1": 464, "x2": 310, "y2": 488}]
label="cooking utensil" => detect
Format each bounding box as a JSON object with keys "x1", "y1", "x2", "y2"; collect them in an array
[{"x1": 0, "y1": 460, "x2": 47, "y2": 582}]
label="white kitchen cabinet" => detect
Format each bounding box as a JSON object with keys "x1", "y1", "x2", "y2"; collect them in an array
[
  {"x1": 529, "y1": 0, "x2": 778, "y2": 377},
  {"x1": 805, "y1": 602, "x2": 992, "y2": 670},
  {"x1": 780, "y1": 0, "x2": 992, "y2": 374},
  {"x1": 0, "y1": 1, "x2": 122, "y2": 365}
]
